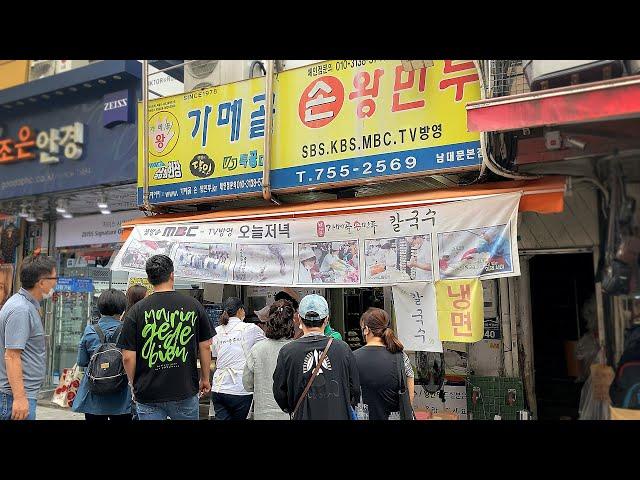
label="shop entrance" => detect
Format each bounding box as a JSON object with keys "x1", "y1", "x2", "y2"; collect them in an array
[
  {"x1": 342, "y1": 287, "x2": 385, "y2": 349},
  {"x1": 528, "y1": 252, "x2": 596, "y2": 420}
]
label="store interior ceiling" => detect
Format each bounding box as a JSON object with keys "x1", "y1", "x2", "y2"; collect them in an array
[
  {"x1": 0, "y1": 183, "x2": 139, "y2": 223},
  {"x1": 147, "y1": 172, "x2": 467, "y2": 215},
  {"x1": 0, "y1": 171, "x2": 469, "y2": 222}
]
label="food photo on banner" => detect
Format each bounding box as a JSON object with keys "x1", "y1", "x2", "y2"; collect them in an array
[
  {"x1": 297, "y1": 241, "x2": 360, "y2": 285},
  {"x1": 365, "y1": 235, "x2": 433, "y2": 283},
  {"x1": 437, "y1": 224, "x2": 513, "y2": 279},
  {"x1": 233, "y1": 243, "x2": 294, "y2": 284},
  {"x1": 174, "y1": 242, "x2": 232, "y2": 281},
  {"x1": 120, "y1": 238, "x2": 176, "y2": 270}
]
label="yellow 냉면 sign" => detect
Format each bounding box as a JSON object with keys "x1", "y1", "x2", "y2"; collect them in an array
[
  {"x1": 435, "y1": 278, "x2": 484, "y2": 342},
  {"x1": 138, "y1": 60, "x2": 481, "y2": 205}
]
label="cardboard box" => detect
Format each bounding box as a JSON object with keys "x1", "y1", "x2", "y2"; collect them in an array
[{"x1": 0, "y1": 60, "x2": 29, "y2": 90}]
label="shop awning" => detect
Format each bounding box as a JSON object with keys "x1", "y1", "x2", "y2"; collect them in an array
[
  {"x1": 120, "y1": 176, "x2": 566, "y2": 242},
  {"x1": 466, "y1": 76, "x2": 640, "y2": 132}
]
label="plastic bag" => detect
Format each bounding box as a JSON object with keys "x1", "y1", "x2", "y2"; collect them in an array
[
  {"x1": 51, "y1": 364, "x2": 83, "y2": 408},
  {"x1": 575, "y1": 333, "x2": 599, "y2": 382},
  {"x1": 578, "y1": 364, "x2": 615, "y2": 420}
]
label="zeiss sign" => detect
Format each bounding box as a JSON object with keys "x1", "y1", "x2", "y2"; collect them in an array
[{"x1": 103, "y1": 89, "x2": 133, "y2": 128}]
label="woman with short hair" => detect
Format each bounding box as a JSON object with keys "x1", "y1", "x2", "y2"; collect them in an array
[
  {"x1": 72, "y1": 289, "x2": 132, "y2": 422},
  {"x1": 243, "y1": 299, "x2": 294, "y2": 420}
]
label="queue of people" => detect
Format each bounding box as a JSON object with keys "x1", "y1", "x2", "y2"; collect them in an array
[{"x1": 0, "y1": 253, "x2": 416, "y2": 421}]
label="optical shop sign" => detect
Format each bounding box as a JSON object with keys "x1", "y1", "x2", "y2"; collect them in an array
[
  {"x1": 138, "y1": 60, "x2": 481, "y2": 205},
  {"x1": 112, "y1": 192, "x2": 520, "y2": 288},
  {"x1": 55, "y1": 210, "x2": 144, "y2": 248}
]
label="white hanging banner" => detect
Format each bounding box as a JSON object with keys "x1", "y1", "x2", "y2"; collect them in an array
[
  {"x1": 111, "y1": 191, "x2": 521, "y2": 286},
  {"x1": 392, "y1": 282, "x2": 442, "y2": 352}
]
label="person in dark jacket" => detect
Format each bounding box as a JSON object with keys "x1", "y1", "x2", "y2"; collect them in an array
[
  {"x1": 72, "y1": 289, "x2": 132, "y2": 422},
  {"x1": 272, "y1": 294, "x2": 359, "y2": 420},
  {"x1": 123, "y1": 285, "x2": 148, "y2": 420}
]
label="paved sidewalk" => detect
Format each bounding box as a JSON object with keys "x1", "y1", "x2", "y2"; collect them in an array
[{"x1": 36, "y1": 405, "x2": 84, "y2": 420}]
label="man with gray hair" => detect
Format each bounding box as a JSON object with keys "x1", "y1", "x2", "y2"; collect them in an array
[{"x1": 0, "y1": 255, "x2": 57, "y2": 420}]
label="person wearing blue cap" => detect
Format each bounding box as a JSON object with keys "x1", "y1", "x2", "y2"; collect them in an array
[{"x1": 272, "y1": 294, "x2": 360, "y2": 420}]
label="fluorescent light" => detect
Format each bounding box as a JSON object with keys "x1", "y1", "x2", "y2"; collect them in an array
[
  {"x1": 97, "y1": 194, "x2": 108, "y2": 209},
  {"x1": 100, "y1": 209, "x2": 111, "y2": 215},
  {"x1": 18, "y1": 205, "x2": 29, "y2": 218},
  {"x1": 62, "y1": 212, "x2": 73, "y2": 219},
  {"x1": 26, "y1": 212, "x2": 37, "y2": 222},
  {"x1": 55, "y1": 199, "x2": 67, "y2": 213}
]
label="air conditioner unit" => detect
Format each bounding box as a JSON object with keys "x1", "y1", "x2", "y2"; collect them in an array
[
  {"x1": 280, "y1": 60, "x2": 323, "y2": 71},
  {"x1": 184, "y1": 60, "x2": 220, "y2": 91},
  {"x1": 523, "y1": 60, "x2": 624, "y2": 91},
  {"x1": 625, "y1": 60, "x2": 640, "y2": 75},
  {"x1": 184, "y1": 60, "x2": 254, "y2": 92},
  {"x1": 28, "y1": 60, "x2": 56, "y2": 81},
  {"x1": 55, "y1": 60, "x2": 90, "y2": 74}
]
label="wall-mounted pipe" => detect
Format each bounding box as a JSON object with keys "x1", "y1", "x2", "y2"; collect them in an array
[
  {"x1": 262, "y1": 60, "x2": 280, "y2": 205},
  {"x1": 142, "y1": 60, "x2": 151, "y2": 211}
]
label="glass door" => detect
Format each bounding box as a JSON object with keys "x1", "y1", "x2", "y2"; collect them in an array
[{"x1": 50, "y1": 291, "x2": 90, "y2": 385}]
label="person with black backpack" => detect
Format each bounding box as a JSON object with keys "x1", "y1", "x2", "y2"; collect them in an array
[{"x1": 71, "y1": 289, "x2": 132, "y2": 422}]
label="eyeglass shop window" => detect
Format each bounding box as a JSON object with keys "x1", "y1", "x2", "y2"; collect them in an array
[{"x1": 45, "y1": 211, "x2": 143, "y2": 387}]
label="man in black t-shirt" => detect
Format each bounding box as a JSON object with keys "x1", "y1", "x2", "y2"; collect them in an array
[
  {"x1": 118, "y1": 255, "x2": 213, "y2": 420},
  {"x1": 273, "y1": 294, "x2": 360, "y2": 420}
]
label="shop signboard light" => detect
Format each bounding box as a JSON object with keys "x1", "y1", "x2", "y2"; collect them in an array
[
  {"x1": 18, "y1": 204, "x2": 29, "y2": 218},
  {"x1": 138, "y1": 60, "x2": 482, "y2": 206},
  {"x1": 97, "y1": 193, "x2": 108, "y2": 209}
]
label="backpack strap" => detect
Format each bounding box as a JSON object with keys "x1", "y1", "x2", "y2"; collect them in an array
[
  {"x1": 93, "y1": 324, "x2": 107, "y2": 344},
  {"x1": 110, "y1": 323, "x2": 124, "y2": 344},
  {"x1": 292, "y1": 337, "x2": 333, "y2": 420},
  {"x1": 93, "y1": 323, "x2": 124, "y2": 344}
]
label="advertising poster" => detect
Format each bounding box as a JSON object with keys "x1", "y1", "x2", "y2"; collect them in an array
[
  {"x1": 392, "y1": 282, "x2": 442, "y2": 352},
  {"x1": 0, "y1": 217, "x2": 19, "y2": 265},
  {"x1": 297, "y1": 240, "x2": 360, "y2": 285},
  {"x1": 435, "y1": 279, "x2": 485, "y2": 343},
  {"x1": 138, "y1": 60, "x2": 481, "y2": 205},
  {"x1": 113, "y1": 192, "x2": 521, "y2": 287},
  {"x1": 174, "y1": 242, "x2": 231, "y2": 281},
  {"x1": 233, "y1": 243, "x2": 294, "y2": 284},
  {"x1": 0, "y1": 264, "x2": 14, "y2": 308},
  {"x1": 437, "y1": 224, "x2": 513, "y2": 279},
  {"x1": 364, "y1": 234, "x2": 433, "y2": 283}
]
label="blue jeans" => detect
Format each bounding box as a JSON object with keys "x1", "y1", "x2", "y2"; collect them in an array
[
  {"x1": 135, "y1": 395, "x2": 199, "y2": 420},
  {"x1": 0, "y1": 392, "x2": 38, "y2": 420},
  {"x1": 210, "y1": 392, "x2": 253, "y2": 420}
]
